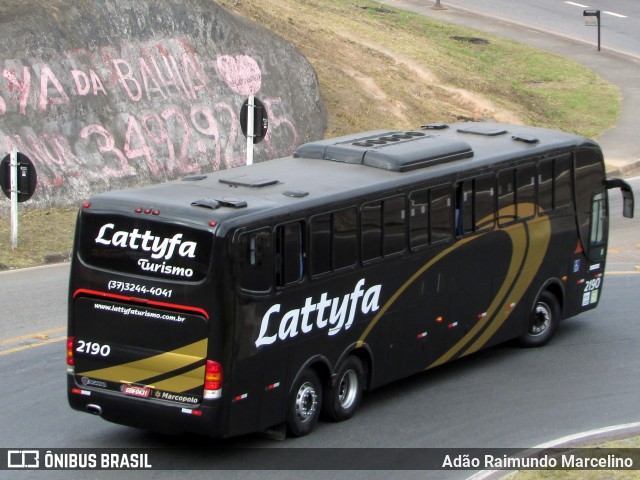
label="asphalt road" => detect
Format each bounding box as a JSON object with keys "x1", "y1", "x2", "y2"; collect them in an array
[
  {"x1": 1, "y1": 273, "x2": 639, "y2": 479},
  {"x1": 432, "y1": 0, "x2": 640, "y2": 58}
]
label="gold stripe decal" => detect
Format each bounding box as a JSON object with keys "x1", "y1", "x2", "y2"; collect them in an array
[
  {"x1": 151, "y1": 365, "x2": 206, "y2": 393},
  {"x1": 78, "y1": 338, "x2": 207, "y2": 386},
  {"x1": 430, "y1": 216, "x2": 550, "y2": 367},
  {"x1": 356, "y1": 234, "x2": 478, "y2": 349},
  {"x1": 356, "y1": 207, "x2": 552, "y2": 367}
]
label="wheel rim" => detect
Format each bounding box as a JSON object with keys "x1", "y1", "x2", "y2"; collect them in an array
[
  {"x1": 295, "y1": 381, "x2": 318, "y2": 423},
  {"x1": 337, "y1": 369, "x2": 359, "y2": 410},
  {"x1": 530, "y1": 302, "x2": 551, "y2": 336}
]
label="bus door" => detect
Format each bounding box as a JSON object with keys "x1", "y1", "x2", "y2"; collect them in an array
[{"x1": 570, "y1": 149, "x2": 634, "y2": 312}]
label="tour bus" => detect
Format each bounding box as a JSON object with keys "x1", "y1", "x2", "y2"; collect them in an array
[{"x1": 67, "y1": 122, "x2": 634, "y2": 438}]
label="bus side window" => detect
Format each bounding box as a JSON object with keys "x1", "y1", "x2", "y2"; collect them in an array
[
  {"x1": 497, "y1": 169, "x2": 516, "y2": 226},
  {"x1": 455, "y1": 181, "x2": 474, "y2": 237},
  {"x1": 431, "y1": 185, "x2": 452, "y2": 244},
  {"x1": 310, "y1": 208, "x2": 358, "y2": 277},
  {"x1": 589, "y1": 192, "x2": 607, "y2": 260},
  {"x1": 333, "y1": 208, "x2": 358, "y2": 270},
  {"x1": 310, "y1": 213, "x2": 332, "y2": 276},
  {"x1": 555, "y1": 155, "x2": 573, "y2": 208},
  {"x1": 238, "y1": 228, "x2": 273, "y2": 293},
  {"x1": 517, "y1": 164, "x2": 536, "y2": 219},
  {"x1": 538, "y1": 160, "x2": 554, "y2": 213},
  {"x1": 409, "y1": 189, "x2": 429, "y2": 250},
  {"x1": 384, "y1": 196, "x2": 407, "y2": 256},
  {"x1": 275, "y1": 221, "x2": 305, "y2": 287},
  {"x1": 362, "y1": 201, "x2": 383, "y2": 262},
  {"x1": 475, "y1": 174, "x2": 495, "y2": 232}
]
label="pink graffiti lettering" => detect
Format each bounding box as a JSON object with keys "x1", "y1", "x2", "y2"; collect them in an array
[
  {"x1": 215, "y1": 102, "x2": 243, "y2": 169},
  {"x1": 138, "y1": 57, "x2": 167, "y2": 101},
  {"x1": 38, "y1": 66, "x2": 70, "y2": 112},
  {"x1": 71, "y1": 69, "x2": 108, "y2": 96},
  {"x1": 216, "y1": 55, "x2": 262, "y2": 96},
  {"x1": 190, "y1": 104, "x2": 221, "y2": 171},
  {"x1": 80, "y1": 124, "x2": 135, "y2": 177},
  {"x1": 124, "y1": 114, "x2": 161, "y2": 176},
  {"x1": 113, "y1": 59, "x2": 142, "y2": 102},
  {"x1": 181, "y1": 53, "x2": 208, "y2": 100},
  {"x1": 2, "y1": 66, "x2": 31, "y2": 115}
]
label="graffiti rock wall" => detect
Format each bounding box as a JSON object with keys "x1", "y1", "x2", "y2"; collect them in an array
[{"x1": 0, "y1": 0, "x2": 326, "y2": 213}]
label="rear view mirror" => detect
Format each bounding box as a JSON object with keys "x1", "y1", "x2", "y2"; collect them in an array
[{"x1": 605, "y1": 178, "x2": 634, "y2": 218}]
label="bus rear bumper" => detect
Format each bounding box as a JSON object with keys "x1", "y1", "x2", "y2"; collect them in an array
[{"x1": 67, "y1": 375, "x2": 226, "y2": 438}]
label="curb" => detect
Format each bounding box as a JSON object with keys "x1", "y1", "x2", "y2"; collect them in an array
[{"x1": 606, "y1": 159, "x2": 640, "y2": 179}]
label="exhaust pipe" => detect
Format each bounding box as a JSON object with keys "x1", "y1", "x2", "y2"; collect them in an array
[{"x1": 86, "y1": 404, "x2": 102, "y2": 416}]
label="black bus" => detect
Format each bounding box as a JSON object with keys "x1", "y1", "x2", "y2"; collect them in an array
[{"x1": 67, "y1": 122, "x2": 634, "y2": 438}]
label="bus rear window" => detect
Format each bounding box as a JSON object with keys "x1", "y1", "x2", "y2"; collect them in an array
[{"x1": 78, "y1": 213, "x2": 213, "y2": 282}]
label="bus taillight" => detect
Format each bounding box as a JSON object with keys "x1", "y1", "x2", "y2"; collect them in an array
[
  {"x1": 66, "y1": 337, "x2": 75, "y2": 367},
  {"x1": 204, "y1": 360, "x2": 222, "y2": 399}
]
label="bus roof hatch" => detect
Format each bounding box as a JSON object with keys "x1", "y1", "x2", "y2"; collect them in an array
[{"x1": 294, "y1": 130, "x2": 473, "y2": 172}]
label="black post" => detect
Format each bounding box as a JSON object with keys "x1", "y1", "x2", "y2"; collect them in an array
[
  {"x1": 597, "y1": 11, "x2": 601, "y2": 51},
  {"x1": 583, "y1": 10, "x2": 601, "y2": 51}
]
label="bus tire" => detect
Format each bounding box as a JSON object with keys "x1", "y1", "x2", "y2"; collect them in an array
[
  {"x1": 519, "y1": 290, "x2": 560, "y2": 347},
  {"x1": 286, "y1": 369, "x2": 322, "y2": 437},
  {"x1": 323, "y1": 356, "x2": 364, "y2": 422}
]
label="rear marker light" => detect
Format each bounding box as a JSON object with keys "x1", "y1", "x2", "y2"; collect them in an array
[
  {"x1": 204, "y1": 360, "x2": 223, "y2": 400},
  {"x1": 82, "y1": 202, "x2": 91, "y2": 209},
  {"x1": 66, "y1": 337, "x2": 75, "y2": 366},
  {"x1": 144, "y1": 208, "x2": 152, "y2": 214},
  {"x1": 135, "y1": 207, "x2": 143, "y2": 214},
  {"x1": 209, "y1": 221, "x2": 218, "y2": 227},
  {"x1": 152, "y1": 210, "x2": 160, "y2": 216}
]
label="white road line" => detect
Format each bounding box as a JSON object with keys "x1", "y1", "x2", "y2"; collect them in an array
[
  {"x1": 604, "y1": 11, "x2": 627, "y2": 18},
  {"x1": 565, "y1": 1, "x2": 590, "y2": 8},
  {"x1": 565, "y1": 2, "x2": 628, "y2": 18}
]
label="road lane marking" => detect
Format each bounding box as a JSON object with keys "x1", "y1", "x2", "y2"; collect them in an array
[
  {"x1": 0, "y1": 326, "x2": 66, "y2": 346},
  {"x1": 565, "y1": 2, "x2": 627, "y2": 18},
  {"x1": 0, "y1": 335, "x2": 66, "y2": 356},
  {"x1": 604, "y1": 11, "x2": 627, "y2": 18},
  {"x1": 565, "y1": 1, "x2": 590, "y2": 7}
]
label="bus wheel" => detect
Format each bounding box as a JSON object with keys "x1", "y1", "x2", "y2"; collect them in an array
[
  {"x1": 287, "y1": 369, "x2": 322, "y2": 437},
  {"x1": 519, "y1": 290, "x2": 560, "y2": 347},
  {"x1": 323, "y1": 356, "x2": 364, "y2": 422}
]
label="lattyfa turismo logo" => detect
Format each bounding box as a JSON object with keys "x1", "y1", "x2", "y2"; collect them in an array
[{"x1": 7, "y1": 450, "x2": 39, "y2": 468}]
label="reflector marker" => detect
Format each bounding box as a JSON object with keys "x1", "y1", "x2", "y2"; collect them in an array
[
  {"x1": 181, "y1": 408, "x2": 203, "y2": 416},
  {"x1": 233, "y1": 393, "x2": 248, "y2": 402},
  {"x1": 72, "y1": 388, "x2": 91, "y2": 396},
  {"x1": 266, "y1": 382, "x2": 281, "y2": 391},
  {"x1": 448, "y1": 322, "x2": 459, "y2": 329}
]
